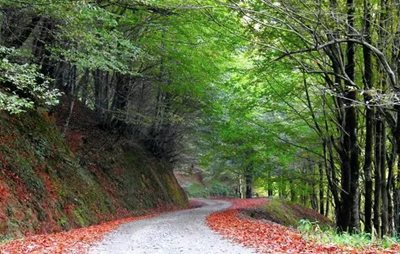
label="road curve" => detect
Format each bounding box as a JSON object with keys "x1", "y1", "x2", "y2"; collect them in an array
[{"x1": 89, "y1": 199, "x2": 256, "y2": 254}]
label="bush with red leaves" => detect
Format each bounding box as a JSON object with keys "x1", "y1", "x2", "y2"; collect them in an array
[{"x1": 207, "y1": 198, "x2": 400, "y2": 254}]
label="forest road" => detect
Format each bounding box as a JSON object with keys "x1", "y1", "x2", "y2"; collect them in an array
[{"x1": 89, "y1": 199, "x2": 257, "y2": 254}]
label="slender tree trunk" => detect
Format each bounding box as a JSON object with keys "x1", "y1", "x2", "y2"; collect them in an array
[
  {"x1": 325, "y1": 190, "x2": 330, "y2": 217},
  {"x1": 62, "y1": 65, "x2": 77, "y2": 136},
  {"x1": 380, "y1": 120, "x2": 388, "y2": 236},
  {"x1": 267, "y1": 170, "x2": 273, "y2": 197},
  {"x1": 110, "y1": 73, "x2": 130, "y2": 130},
  {"x1": 374, "y1": 114, "x2": 383, "y2": 236},
  {"x1": 391, "y1": 0, "x2": 400, "y2": 235},
  {"x1": 319, "y1": 163, "x2": 324, "y2": 215},
  {"x1": 311, "y1": 178, "x2": 318, "y2": 211},
  {"x1": 387, "y1": 136, "x2": 395, "y2": 234},
  {"x1": 362, "y1": 0, "x2": 374, "y2": 233},
  {"x1": 363, "y1": 104, "x2": 374, "y2": 234},
  {"x1": 395, "y1": 114, "x2": 400, "y2": 232}
]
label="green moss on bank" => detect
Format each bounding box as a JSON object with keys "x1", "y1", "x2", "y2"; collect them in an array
[
  {"x1": 0, "y1": 111, "x2": 187, "y2": 240},
  {"x1": 245, "y1": 199, "x2": 332, "y2": 228}
]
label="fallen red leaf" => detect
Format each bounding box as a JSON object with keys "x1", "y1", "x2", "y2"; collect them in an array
[
  {"x1": 207, "y1": 198, "x2": 400, "y2": 254},
  {"x1": 0, "y1": 200, "x2": 201, "y2": 254}
]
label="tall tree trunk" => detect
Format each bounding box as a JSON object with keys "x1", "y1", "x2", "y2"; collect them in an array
[
  {"x1": 374, "y1": 114, "x2": 384, "y2": 236},
  {"x1": 338, "y1": 0, "x2": 360, "y2": 232},
  {"x1": 395, "y1": 114, "x2": 400, "y2": 232},
  {"x1": 387, "y1": 135, "x2": 396, "y2": 234},
  {"x1": 391, "y1": 0, "x2": 400, "y2": 235},
  {"x1": 377, "y1": 0, "x2": 390, "y2": 236},
  {"x1": 325, "y1": 0, "x2": 346, "y2": 231},
  {"x1": 380, "y1": 120, "x2": 388, "y2": 235},
  {"x1": 362, "y1": 0, "x2": 374, "y2": 233}
]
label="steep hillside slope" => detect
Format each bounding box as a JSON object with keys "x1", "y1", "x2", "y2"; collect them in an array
[{"x1": 0, "y1": 108, "x2": 187, "y2": 241}]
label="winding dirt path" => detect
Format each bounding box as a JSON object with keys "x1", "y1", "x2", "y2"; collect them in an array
[{"x1": 89, "y1": 199, "x2": 256, "y2": 254}]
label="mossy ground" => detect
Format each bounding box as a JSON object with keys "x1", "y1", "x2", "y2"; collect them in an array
[
  {"x1": 242, "y1": 198, "x2": 332, "y2": 228},
  {"x1": 0, "y1": 107, "x2": 187, "y2": 240}
]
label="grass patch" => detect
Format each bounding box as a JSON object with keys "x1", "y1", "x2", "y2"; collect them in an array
[{"x1": 298, "y1": 219, "x2": 399, "y2": 249}]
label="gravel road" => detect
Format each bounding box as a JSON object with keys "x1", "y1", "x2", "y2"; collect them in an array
[{"x1": 89, "y1": 199, "x2": 256, "y2": 254}]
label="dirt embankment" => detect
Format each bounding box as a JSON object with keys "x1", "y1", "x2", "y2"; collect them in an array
[{"x1": 0, "y1": 104, "x2": 187, "y2": 241}]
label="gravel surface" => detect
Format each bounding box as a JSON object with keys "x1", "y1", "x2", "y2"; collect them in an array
[{"x1": 89, "y1": 199, "x2": 256, "y2": 254}]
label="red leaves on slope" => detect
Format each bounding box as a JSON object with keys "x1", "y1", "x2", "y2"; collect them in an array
[
  {"x1": 207, "y1": 199, "x2": 400, "y2": 254},
  {"x1": 0, "y1": 214, "x2": 155, "y2": 254},
  {"x1": 0, "y1": 200, "x2": 200, "y2": 254}
]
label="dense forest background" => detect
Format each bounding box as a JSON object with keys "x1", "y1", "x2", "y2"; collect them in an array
[{"x1": 3, "y1": 0, "x2": 400, "y2": 239}]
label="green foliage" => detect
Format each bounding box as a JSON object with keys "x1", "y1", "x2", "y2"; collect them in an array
[
  {"x1": 0, "y1": 46, "x2": 61, "y2": 114},
  {"x1": 185, "y1": 181, "x2": 234, "y2": 198},
  {"x1": 197, "y1": 47, "x2": 322, "y2": 200},
  {"x1": 57, "y1": 216, "x2": 68, "y2": 229},
  {"x1": 186, "y1": 183, "x2": 208, "y2": 198}
]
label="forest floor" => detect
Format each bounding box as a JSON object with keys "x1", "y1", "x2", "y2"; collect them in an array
[
  {"x1": 208, "y1": 198, "x2": 400, "y2": 254},
  {"x1": 2, "y1": 198, "x2": 400, "y2": 254}
]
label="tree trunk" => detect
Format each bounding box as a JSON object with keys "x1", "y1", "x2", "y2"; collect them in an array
[
  {"x1": 391, "y1": 0, "x2": 400, "y2": 235},
  {"x1": 110, "y1": 73, "x2": 130, "y2": 130},
  {"x1": 380, "y1": 119, "x2": 388, "y2": 236},
  {"x1": 374, "y1": 114, "x2": 383, "y2": 236},
  {"x1": 362, "y1": 0, "x2": 374, "y2": 233},
  {"x1": 93, "y1": 70, "x2": 110, "y2": 123},
  {"x1": 325, "y1": 190, "x2": 330, "y2": 217},
  {"x1": 387, "y1": 135, "x2": 395, "y2": 235},
  {"x1": 378, "y1": 0, "x2": 390, "y2": 236},
  {"x1": 346, "y1": 0, "x2": 360, "y2": 232},
  {"x1": 319, "y1": 163, "x2": 324, "y2": 215},
  {"x1": 395, "y1": 113, "x2": 400, "y2": 232},
  {"x1": 245, "y1": 166, "x2": 253, "y2": 198}
]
